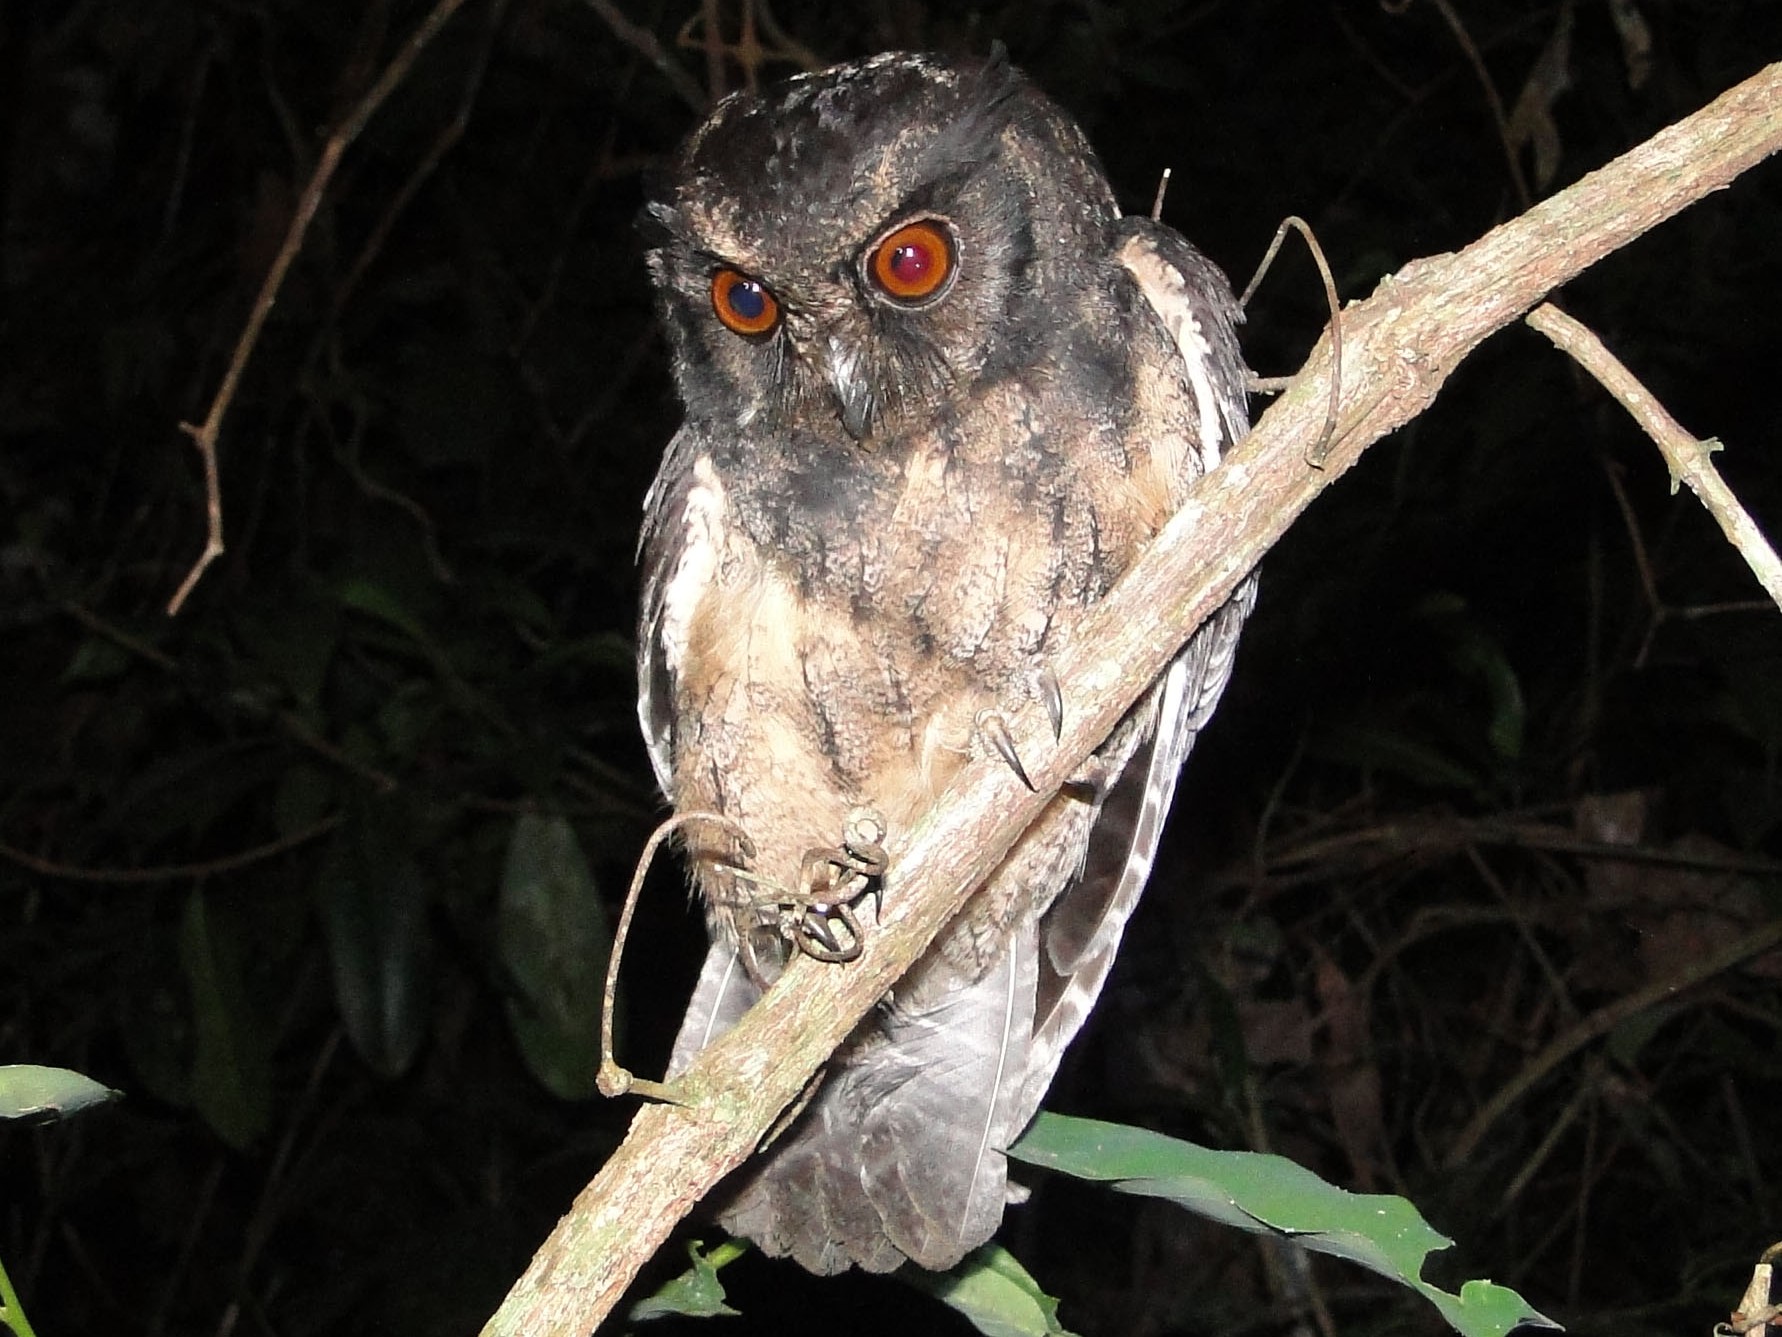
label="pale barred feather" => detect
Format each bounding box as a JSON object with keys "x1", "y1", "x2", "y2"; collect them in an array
[
  {"x1": 1021, "y1": 222, "x2": 1254, "y2": 1116},
  {"x1": 667, "y1": 943, "x2": 759, "y2": 1078},
  {"x1": 636, "y1": 425, "x2": 704, "y2": 796},
  {"x1": 1022, "y1": 583, "x2": 1254, "y2": 1115},
  {"x1": 710, "y1": 927, "x2": 1038, "y2": 1273}
]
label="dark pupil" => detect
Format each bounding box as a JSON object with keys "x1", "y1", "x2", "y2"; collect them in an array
[
  {"x1": 890, "y1": 242, "x2": 931, "y2": 283},
  {"x1": 727, "y1": 280, "x2": 767, "y2": 321}
]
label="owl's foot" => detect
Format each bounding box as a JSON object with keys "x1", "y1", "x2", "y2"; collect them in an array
[
  {"x1": 789, "y1": 808, "x2": 889, "y2": 962},
  {"x1": 975, "y1": 708, "x2": 1037, "y2": 791}
]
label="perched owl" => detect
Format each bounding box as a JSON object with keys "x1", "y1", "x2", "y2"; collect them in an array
[{"x1": 637, "y1": 50, "x2": 1255, "y2": 1274}]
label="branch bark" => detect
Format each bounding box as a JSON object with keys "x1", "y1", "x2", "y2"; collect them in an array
[{"x1": 481, "y1": 60, "x2": 1782, "y2": 1337}]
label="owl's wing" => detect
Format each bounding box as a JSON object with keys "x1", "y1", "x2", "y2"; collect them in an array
[
  {"x1": 1021, "y1": 218, "x2": 1255, "y2": 1112},
  {"x1": 636, "y1": 426, "x2": 706, "y2": 797},
  {"x1": 639, "y1": 429, "x2": 779, "y2": 1088},
  {"x1": 1023, "y1": 581, "x2": 1254, "y2": 1111}
]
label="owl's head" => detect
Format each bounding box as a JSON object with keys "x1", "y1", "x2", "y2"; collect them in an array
[{"x1": 645, "y1": 51, "x2": 1120, "y2": 447}]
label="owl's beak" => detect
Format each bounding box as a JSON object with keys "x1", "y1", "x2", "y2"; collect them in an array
[{"x1": 819, "y1": 335, "x2": 875, "y2": 443}]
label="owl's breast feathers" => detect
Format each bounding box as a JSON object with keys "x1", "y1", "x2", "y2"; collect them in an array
[{"x1": 641, "y1": 279, "x2": 1188, "y2": 907}]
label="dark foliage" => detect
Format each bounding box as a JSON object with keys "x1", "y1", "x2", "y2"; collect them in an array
[{"x1": 2, "y1": 2, "x2": 1778, "y2": 1335}]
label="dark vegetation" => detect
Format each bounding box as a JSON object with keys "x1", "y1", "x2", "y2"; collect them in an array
[{"x1": 2, "y1": 2, "x2": 1779, "y2": 1334}]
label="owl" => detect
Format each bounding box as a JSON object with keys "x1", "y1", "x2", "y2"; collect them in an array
[{"x1": 637, "y1": 50, "x2": 1255, "y2": 1274}]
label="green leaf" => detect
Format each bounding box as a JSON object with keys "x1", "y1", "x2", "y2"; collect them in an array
[
  {"x1": 60, "y1": 634, "x2": 133, "y2": 684},
  {"x1": 179, "y1": 889, "x2": 272, "y2": 1148},
  {"x1": 232, "y1": 590, "x2": 340, "y2": 708},
  {"x1": 337, "y1": 576, "x2": 435, "y2": 650},
  {"x1": 498, "y1": 813, "x2": 608, "y2": 1100},
  {"x1": 1418, "y1": 593, "x2": 1526, "y2": 762},
  {"x1": 628, "y1": 1240, "x2": 743, "y2": 1321},
  {"x1": 1, "y1": 1247, "x2": 40, "y2": 1337},
  {"x1": 1317, "y1": 723, "x2": 1483, "y2": 793},
  {"x1": 1425, "y1": 1280, "x2": 1565, "y2": 1337},
  {"x1": 0, "y1": 1066, "x2": 121, "y2": 1120},
  {"x1": 1009, "y1": 1114, "x2": 1558, "y2": 1337},
  {"x1": 905, "y1": 1244, "x2": 1078, "y2": 1337},
  {"x1": 316, "y1": 798, "x2": 432, "y2": 1078}
]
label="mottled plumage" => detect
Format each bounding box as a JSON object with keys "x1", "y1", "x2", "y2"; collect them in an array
[{"x1": 638, "y1": 50, "x2": 1254, "y2": 1274}]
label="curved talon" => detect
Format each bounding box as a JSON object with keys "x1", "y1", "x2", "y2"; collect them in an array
[
  {"x1": 1037, "y1": 667, "x2": 1064, "y2": 742},
  {"x1": 796, "y1": 902, "x2": 863, "y2": 962},
  {"x1": 976, "y1": 709, "x2": 1036, "y2": 792},
  {"x1": 798, "y1": 909, "x2": 843, "y2": 954}
]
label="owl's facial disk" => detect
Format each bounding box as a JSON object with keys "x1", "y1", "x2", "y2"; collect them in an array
[
  {"x1": 651, "y1": 205, "x2": 985, "y2": 447},
  {"x1": 648, "y1": 51, "x2": 1117, "y2": 449},
  {"x1": 673, "y1": 202, "x2": 967, "y2": 444}
]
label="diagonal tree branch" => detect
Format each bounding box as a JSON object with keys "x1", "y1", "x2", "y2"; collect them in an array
[{"x1": 481, "y1": 60, "x2": 1782, "y2": 1337}]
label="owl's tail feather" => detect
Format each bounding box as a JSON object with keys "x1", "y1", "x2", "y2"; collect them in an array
[{"x1": 671, "y1": 923, "x2": 1040, "y2": 1273}]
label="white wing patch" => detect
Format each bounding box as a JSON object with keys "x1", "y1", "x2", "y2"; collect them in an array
[
  {"x1": 1117, "y1": 236, "x2": 1230, "y2": 474},
  {"x1": 659, "y1": 456, "x2": 726, "y2": 676}
]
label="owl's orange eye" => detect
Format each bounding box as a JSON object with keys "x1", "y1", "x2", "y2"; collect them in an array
[
  {"x1": 868, "y1": 220, "x2": 955, "y2": 304},
  {"x1": 711, "y1": 268, "x2": 780, "y2": 337}
]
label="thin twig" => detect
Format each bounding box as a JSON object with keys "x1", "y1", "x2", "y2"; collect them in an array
[
  {"x1": 751, "y1": 0, "x2": 822, "y2": 73},
  {"x1": 167, "y1": 0, "x2": 476, "y2": 615},
  {"x1": 1239, "y1": 216, "x2": 1343, "y2": 465},
  {"x1": 698, "y1": 0, "x2": 725, "y2": 101},
  {"x1": 333, "y1": 0, "x2": 511, "y2": 319},
  {"x1": 1445, "y1": 914, "x2": 1782, "y2": 1169},
  {"x1": 1242, "y1": 813, "x2": 1782, "y2": 883},
  {"x1": 1526, "y1": 302, "x2": 1782, "y2": 613},
  {"x1": 159, "y1": 33, "x2": 219, "y2": 243},
  {"x1": 0, "y1": 816, "x2": 342, "y2": 885},
  {"x1": 581, "y1": 0, "x2": 706, "y2": 112},
  {"x1": 1593, "y1": 449, "x2": 1667, "y2": 667},
  {"x1": 61, "y1": 601, "x2": 179, "y2": 672},
  {"x1": 1423, "y1": 0, "x2": 1534, "y2": 209},
  {"x1": 598, "y1": 811, "x2": 755, "y2": 1103}
]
